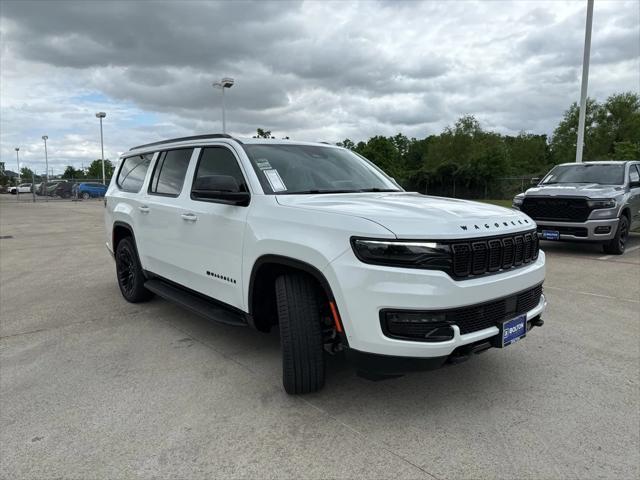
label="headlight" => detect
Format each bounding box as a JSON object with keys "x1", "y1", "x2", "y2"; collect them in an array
[
  {"x1": 351, "y1": 238, "x2": 451, "y2": 269},
  {"x1": 587, "y1": 198, "x2": 616, "y2": 209},
  {"x1": 512, "y1": 195, "x2": 524, "y2": 208}
]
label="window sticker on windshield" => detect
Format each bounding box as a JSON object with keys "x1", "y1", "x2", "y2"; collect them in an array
[
  {"x1": 255, "y1": 158, "x2": 272, "y2": 170},
  {"x1": 264, "y1": 169, "x2": 287, "y2": 192}
]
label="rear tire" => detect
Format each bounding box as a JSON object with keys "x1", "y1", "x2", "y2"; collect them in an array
[
  {"x1": 115, "y1": 237, "x2": 154, "y2": 303},
  {"x1": 602, "y1": 215, "x2": 629, "y2": 255},
  {"x1": 275, "y1": 273, "x2": 325, "y2": 394}
]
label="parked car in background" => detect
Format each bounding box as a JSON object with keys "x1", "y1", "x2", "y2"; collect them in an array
[
  {"x1": 513, "y1": 161, "x2": 640, "y2": 254},
  {"x1": 49, "y1": 181, "x2": 73, "y2": 198},
  {"x1": 37, "y1": 180, "x2": 66, "y2": 195},
  {"x1": 9, "y1": 183, "x2": 32, "y2": 194},
  {"x1": 75, "y1": 182, "x2": 108, "y2": 199}
]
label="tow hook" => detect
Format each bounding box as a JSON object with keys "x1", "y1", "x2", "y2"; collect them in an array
[{"x1": 531, "y1": 317, "x2": 544, "y2": 328}]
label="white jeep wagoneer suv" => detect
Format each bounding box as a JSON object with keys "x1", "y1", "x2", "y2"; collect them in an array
[{"x1": 105, "y1": 134, "x2": 546, "y2": 394}]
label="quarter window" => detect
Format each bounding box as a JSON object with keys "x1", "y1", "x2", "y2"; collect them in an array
[
  {"x1": 117, "y1": 154, "x2": 153, "y2": 193},
  {"x1": 192, "y1": 147, "x2": 248, "y2": 193},
  {"x1": 149, "y1": 149, "x2": 193, "y2": 196}
]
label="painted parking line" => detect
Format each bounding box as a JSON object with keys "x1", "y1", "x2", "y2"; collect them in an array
[{"x1": 598, "y1": 243, "x2": 640, "y2": 261}]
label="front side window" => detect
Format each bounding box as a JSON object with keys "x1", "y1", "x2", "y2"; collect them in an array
[
  {"x1": 629, "y1": 165, "x2": 639, "y2": 184},
  {"x1": 541, "y1": 164, "x2": 625, "y2": 186},
  {"x1": 149, "y1": 148, "x2": 193, "y2": 196},
  {"x1": 117, "y1": 154, "x2": 153, "y2": 192},
  {"x1": 192, "y1": 147, "x2": 248, "y2": 193},
  {"x1": 242, "y1": 144, "x2": 401, "y2": 194}
]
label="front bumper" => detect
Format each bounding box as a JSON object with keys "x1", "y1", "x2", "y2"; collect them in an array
[
  {"x1": 323, "y1": 248, "x2": 546, "y2": 358},
  {"x1": 347, "y1": 313, "x2": 544, "y2": 375},
  {"x1": 536, "y1": 217, "x2": 619, "y2": 241}
]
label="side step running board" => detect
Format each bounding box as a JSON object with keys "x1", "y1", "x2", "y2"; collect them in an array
[{"x1": 144, "y1": 279, "x2": 248, "y2": 327}]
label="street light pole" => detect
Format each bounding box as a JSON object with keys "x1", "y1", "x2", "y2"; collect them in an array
[
  {"x1": 96, "y1": 112, "x2": 107, "y2": 184},
  {"x1": 15, "y1": 147, "x2": 20, "y2": 183},
  {"x1": 212, "y1": 77, "x2": 234, "y2": 133},
  {"x1": 42, "y1": 135, "x2": 49, "y2": 202},
  {"x1": 576, "y1": 0, "x2": 594, "y2": 163},
  {"x1": 15, "y1": 147, "x2": 20, "y2": 199}
]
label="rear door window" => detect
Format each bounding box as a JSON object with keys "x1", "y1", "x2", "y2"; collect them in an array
[
  {"x1": 149, "y1": 149, "x2": 194, "y2": 197},
  {"x1": 117, "y1": 154, "x2": 153, "y2": 193}
]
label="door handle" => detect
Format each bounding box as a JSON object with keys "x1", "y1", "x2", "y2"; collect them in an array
[
  {"x1": 138, "y1": 205, "x2": 150, "y2": 214},
  {"x1": 181, "y1": 213, "x2": 198, "y2": 222}
]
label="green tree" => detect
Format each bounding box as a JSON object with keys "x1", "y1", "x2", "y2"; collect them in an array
[
  {"x1": 87, "y1": 159, "x2": 114, "y2": 180},
  {"x1": 550, "y1": 92, "x2": 640, "y2": 163},
  {"x1": 336, "y1": 138, "x2": 355, "y2": 150},
  {"x1": 63, "y1": 165, "x2": 83, "y2": 179},
  {"x1": 254, "y1": 128, "x2": 273, "y2": 139},
  {"x1": 20, "y1": 166, "x2": 35, "y2": 181}
]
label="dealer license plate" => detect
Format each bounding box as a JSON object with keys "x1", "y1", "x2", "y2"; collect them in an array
[{"x1": 500, "y1": 314, "x2": 527, "y2": 347}]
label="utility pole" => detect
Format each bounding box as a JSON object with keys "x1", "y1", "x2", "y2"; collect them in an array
[{"x1": 576, "y1": 0, "x2": 594, "y2": 163}]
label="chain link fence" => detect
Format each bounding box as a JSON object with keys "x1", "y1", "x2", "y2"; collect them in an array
[
  {"x1": 3, "y1": 178, "x2": 111, "y2": 202},
  {"x1": 424, "y1": 175, "x2": 537, "y2": 201}
]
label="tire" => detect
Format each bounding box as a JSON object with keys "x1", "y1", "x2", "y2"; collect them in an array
[
  {"x1": 602, "y1": 215, "x2": 629, "y2": 255},
  {"x1": 275, "y1": 273, "x2": 325, "y2": 394},
  {"x1": 115, "y1": 237, "x2": 154, "y2": 303},
  {"x1": 82, "y1": 192, "x2": 90, "y2": 200}
]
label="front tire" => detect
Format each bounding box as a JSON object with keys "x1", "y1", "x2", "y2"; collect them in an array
[
  {"x1": 602, "y1": 216, "x2": 629, "y2": 255},
  {"x1": 275, "y1": 273, "x2": 325, "y2": 394},
  {"x1": 115, "y1": 237, "x2": 153, "y2": 303},
  {"x1": 82, "y1": 192, "x2": 90, "y2": 200}
]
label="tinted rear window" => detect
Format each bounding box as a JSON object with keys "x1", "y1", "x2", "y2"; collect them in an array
[
  {"x1": 117, "y1": 154, "x2": 153, "y2": 192},
  {"x1": 149, "y1": 149, "x2": 193, "y2": 196}
]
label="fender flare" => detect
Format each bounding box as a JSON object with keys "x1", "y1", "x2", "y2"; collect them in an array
[{"x1": 247, "y1": 254, "x2": 337, "y2": 315}]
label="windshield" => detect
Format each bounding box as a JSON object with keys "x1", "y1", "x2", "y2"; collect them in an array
[
  {"x1": 243, "y1": 144, "x2": 402, "y2": 194},
  {"x1": 541, "y1": 164, "x2": 625, "y2": 185}
]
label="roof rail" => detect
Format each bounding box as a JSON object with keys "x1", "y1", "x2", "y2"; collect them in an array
[{"x1": 129, "y1": 133, "x2": 239, "y2": 151}]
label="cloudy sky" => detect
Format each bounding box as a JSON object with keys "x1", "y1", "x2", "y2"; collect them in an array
[{"x1": 1, "y1": 0, "x2": 638, "y2": 174}]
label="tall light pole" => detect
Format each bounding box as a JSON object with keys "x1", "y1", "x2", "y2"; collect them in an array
[
  {"x1": 42, "y1": 136, "x2": 49, "y2": 185},
  {"x1": 42, "y1": 136, "x2": 49, "y2": 202},
  {"x1": 212, "y1": 77, "x2": 234, "y2": 133},
  {"x1": 96, "y1": 112, "x2": 106, "y2": 184},
  {"x1": 14, "y1": 147, "x2": 20, "y2": 184},
  {"x1": 576, "y1": 0, "x2": 594, "y2": 163}
]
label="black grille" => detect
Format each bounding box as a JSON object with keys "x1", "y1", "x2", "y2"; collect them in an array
[
  {"x1": 446, "y1": 284, "x2": 543, "y2": 335},
  {"x1": 536, "y1": 225, "x2": 588, "y2": 237},
  {"x1": 380, "y1": 284, "x2": 544, "y2": 340},
  {"x1": 451, "y1": 231, "x2": 538, "y2": 279},
  {"x1": 521, "y1": 197, "x2": 591, "y2": 222}
]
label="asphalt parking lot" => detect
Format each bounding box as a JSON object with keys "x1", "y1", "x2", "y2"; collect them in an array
[{"x1": 1, "y1": 196, "x2": 638, "y2": 479}]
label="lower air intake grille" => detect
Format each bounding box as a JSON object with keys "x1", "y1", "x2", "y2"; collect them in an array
[{"x1": 446, "y1": 284, "x2": 543, "y2": 335}]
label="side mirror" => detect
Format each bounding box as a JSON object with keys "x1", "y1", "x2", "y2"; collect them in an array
[
  {"x1": 530, "y1": 177, "x2": 541, "y2": 185},
  {"x1": 192, "y1": 175, "x2": 250, "y2": 206},
  {"x1": 630, "y1": 180, "x2": 640, "y2": 189}
]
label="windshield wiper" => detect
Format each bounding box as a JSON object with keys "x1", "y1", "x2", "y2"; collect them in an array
[
  {"x1": 283, "y1": 188, "x2": 401, "y2": 194},
  {"x1": 357, "y1": 188, "x2": 401, "y2": 192},
  {"x1": 283, "y1": 189, "x2": 362, "y2": 194}
]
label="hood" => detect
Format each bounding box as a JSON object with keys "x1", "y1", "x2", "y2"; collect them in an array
[
  {"x1": 276, "y1": 192, "x2": 534, "y2": 239},
  {"x1": 525, "y1": 183, "x2": 625, "y2": 198}
]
